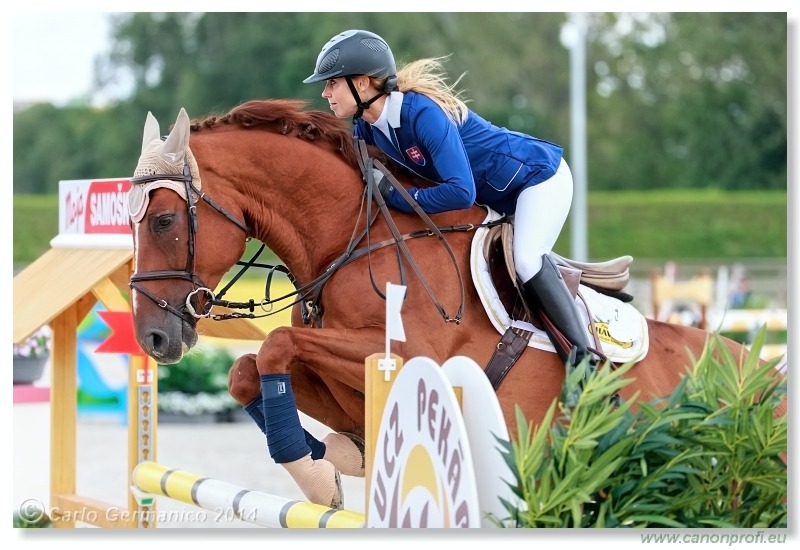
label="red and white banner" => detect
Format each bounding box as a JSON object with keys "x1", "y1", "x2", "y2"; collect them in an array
[{"x1": 53, "y1": 178, "x2": 133, "y2": 248}]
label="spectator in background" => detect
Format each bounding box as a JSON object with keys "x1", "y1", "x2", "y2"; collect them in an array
[{"x1": 729, "y1": 264, "x2": 752, "y2": 309}]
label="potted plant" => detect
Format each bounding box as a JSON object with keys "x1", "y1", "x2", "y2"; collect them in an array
[
  {"x1": 13, "y1": 509, "x2": 52, "y2": 528},
  {"x1": 13, "y1": 325, "x2": 52, "y2": 385}
]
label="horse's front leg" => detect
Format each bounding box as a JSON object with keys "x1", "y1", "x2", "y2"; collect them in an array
[
  {"x1": 229, "y1": 326, "x2": 381, "y2": 508},
  {"x1": 228, "y1": 352, "x2": 365, "y2": 473},
  {"x1": 229, "y1": 353, "x2": 363, "y2": 430}
]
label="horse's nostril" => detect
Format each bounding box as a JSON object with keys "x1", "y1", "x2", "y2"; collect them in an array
[{"x1": 145, "y1": 328, "x2": 169, "y2": 356}]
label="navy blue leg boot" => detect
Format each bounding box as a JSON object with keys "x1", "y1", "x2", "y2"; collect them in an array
[
  {"x1": 260, "y1": 373, "x2": 342, "y2": 508},
  {"x1": 244, "y1": 396, "x2": 326, "y2": 459}
]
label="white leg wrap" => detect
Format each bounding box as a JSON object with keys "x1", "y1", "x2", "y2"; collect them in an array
[
  {"x1": 281, "y1": 454, "x2": 343, "y2": 509},
  {"x1": 323, "y1": 432, "x2": 366, "y2": 477}
]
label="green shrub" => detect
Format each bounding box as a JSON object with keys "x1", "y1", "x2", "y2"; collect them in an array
[
  {"x1": 158, "y1": 346, "x2": 234, "y2": 394},
  {"x1": 13, "y1": 510, "x2": 52, "y2": 528},
  {"x1": 157, "y1": 346, "x2": 239, "y2": 415},
  {"x1": 495, "y1": 328, "x2": 787, "y2": 528}
]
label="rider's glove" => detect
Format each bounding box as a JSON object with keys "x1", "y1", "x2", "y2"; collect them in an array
[{"x1": 371, "y1": 167, "x2": 393, "y2": 203}]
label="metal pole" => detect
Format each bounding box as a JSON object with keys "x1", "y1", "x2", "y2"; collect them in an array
[{"x1": 569, "y1": 12, "x2": 588, "y2": 261}]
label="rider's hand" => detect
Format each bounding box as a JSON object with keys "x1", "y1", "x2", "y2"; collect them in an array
[{"x1": 372, "y1": 168, "x2": 393, "y2": 202}]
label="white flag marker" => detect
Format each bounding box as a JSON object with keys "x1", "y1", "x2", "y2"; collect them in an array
[{"x1": 380, "y1": 282, "x2": 407, "y2": 381}]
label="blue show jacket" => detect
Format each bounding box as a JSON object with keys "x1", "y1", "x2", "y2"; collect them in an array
[{"x1": 354, "y1": 91, "x2": 564, "y2": 216}]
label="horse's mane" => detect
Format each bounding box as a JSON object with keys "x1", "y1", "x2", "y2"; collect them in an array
[
  {"x1": 189, "y1": 99, "x2": 371, "y2": 168},
  {"x1": 188, "y1": 98, "x2": 435, "y2": 188}
]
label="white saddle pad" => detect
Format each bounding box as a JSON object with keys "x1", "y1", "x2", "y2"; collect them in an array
[{"x1": 470, "y1": 209, "x2": 649, "y2": 364}]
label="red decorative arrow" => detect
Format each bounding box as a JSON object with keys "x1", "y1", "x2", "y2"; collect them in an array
[{"x1": 95, "y1": 310, "x2": 145, "y2": 355}]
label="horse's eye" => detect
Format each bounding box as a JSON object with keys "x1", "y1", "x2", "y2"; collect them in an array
[{"x1": 156, "y1": 214, "x2": 175, "y2": 231}]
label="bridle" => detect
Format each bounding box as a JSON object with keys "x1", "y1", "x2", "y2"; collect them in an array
[{"x1": 129, "y1": 161, "x2": 249, "y2": 323}]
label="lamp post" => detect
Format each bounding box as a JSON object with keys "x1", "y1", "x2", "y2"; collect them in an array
[{"x1": 561, "y1": 12, "x2": 588, "y2": 262}]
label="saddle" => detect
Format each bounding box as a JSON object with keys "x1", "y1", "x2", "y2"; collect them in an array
[{"x1": 481, "y1": 222, "x2": 634, "y2": 389}]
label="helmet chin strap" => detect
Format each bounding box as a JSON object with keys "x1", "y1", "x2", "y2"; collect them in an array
[{"x1": 345, "y1": 76, "x2": 387, "y2": 122}]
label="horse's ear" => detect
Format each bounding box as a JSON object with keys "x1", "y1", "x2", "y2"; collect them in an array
[
  {"x1": 142, "y1": 112, "x2": 161, "y2": 154},
  {"x1": 160, "y1": 108, "x2": 190, "y2": 164}
]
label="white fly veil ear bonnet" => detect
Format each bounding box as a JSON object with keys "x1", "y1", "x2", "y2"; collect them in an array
[{"x1": 128, "y1": 109, "x2": 203, "y2": 223}]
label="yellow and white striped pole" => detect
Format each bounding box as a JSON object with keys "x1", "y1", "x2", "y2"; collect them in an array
[{"x1": 132, "y1": 461, "x2": 365, "y2": 528}]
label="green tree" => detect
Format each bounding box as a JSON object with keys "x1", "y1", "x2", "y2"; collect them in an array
[
  {"x1": 13, "y1": 101, "x2": 149, "y2": 193},
  {"x1": 13, "y1": 13, "x2": 787, "y2": 194},
  {"x1": 585, "y1": 13, "x2": 786, "y2": 191}
]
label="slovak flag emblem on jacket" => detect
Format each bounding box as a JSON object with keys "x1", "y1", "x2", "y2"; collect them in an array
[{"x1": 405, "y1": 146, "x2": 426, "y2": 166}]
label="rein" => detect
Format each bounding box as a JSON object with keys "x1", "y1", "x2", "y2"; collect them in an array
[{"x1": 355, "y1": 139, "x2": 466, "y2": 324}]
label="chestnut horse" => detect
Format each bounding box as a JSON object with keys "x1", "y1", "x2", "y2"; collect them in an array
[{"x1": 128, "y1": 100, "x2": 776, "y2": 509}]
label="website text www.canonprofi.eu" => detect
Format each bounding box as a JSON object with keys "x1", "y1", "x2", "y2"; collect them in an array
[{"x1": 641, "y1": 532, "x2": 787, "y2": 546}]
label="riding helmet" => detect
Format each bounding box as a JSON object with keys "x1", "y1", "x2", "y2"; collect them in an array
[{"x1": 303, "y1": 29, "x2": 398, "y2": 92}]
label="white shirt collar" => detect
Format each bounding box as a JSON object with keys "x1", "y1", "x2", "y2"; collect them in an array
[
  {"x1": 372, "y1": 91, "x2": 403, "y2": 139},
  {"x1": 385, "y1": 91, "x2": 403, "y2": 128}
]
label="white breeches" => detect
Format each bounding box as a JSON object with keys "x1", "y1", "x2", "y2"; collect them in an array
[{"x1": 512, "y1": 158, "x2": 574, "y2": 282}]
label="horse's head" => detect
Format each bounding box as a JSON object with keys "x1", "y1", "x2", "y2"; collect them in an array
[{"x1": 128, "y1": 108, "x2": 248, "y2": 363}]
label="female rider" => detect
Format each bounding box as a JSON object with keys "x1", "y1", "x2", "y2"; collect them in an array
[{"x1": 303, "y1": 29, "x2": 593, "y2": 369}]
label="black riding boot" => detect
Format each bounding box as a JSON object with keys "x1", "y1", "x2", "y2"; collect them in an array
[{"x1": 522, "y1": 254, "x2": 595, "y2": 370}]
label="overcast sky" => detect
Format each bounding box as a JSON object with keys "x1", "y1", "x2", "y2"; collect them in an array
[{"x1": 12, "y1": 12, "x2": 121, "y2": 105}]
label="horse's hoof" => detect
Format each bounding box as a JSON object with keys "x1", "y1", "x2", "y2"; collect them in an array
[
  {"x1": 281, "y1": 455, "x2": 344, "y2": 508},
  {"x1": 341, "y1": 432, "x2": 366, "y2": 470},
  {"x1": 329, "y1": 469, "x2": 344, "y2": 510},
  {"x1": 323, "y1": 432, "x2": 366, "y2": 477}
]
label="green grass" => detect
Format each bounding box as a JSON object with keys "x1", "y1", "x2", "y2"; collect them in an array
[
  {"x1": 14, "y1": 190, "x2": 787, "y2": 270},
  {"x1": 13, "y1": 194, "x2": 59, "y2": 268},
  {"x1": 556, "y1": 189, "x2": 786, "y2": 260}
]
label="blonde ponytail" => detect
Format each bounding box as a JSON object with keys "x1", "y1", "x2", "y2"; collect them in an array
[{"x1": 395, "y1": 56, "x2": 469, "y2": 125}]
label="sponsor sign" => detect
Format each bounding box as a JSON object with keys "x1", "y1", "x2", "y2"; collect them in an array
[
  {"x1": 441, "y1": 356, "x2": 518, "y2": 527},
  {"x1": 59, "y1": 178, "x2": 132, "y2": 235},
  {"x1": 368, "y1": 357, "x2": 481, "y2": 527},
  {"x1": 53, "y1": 178, "x2": 133, "y2": 248}
]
